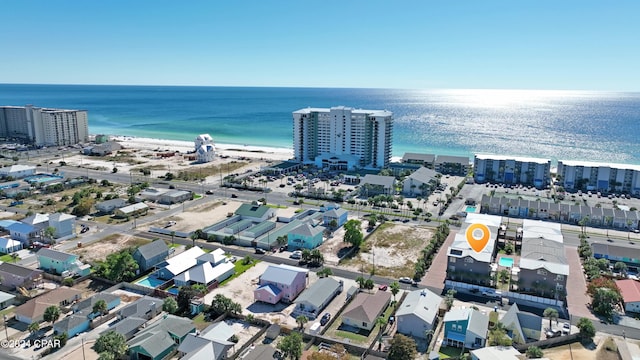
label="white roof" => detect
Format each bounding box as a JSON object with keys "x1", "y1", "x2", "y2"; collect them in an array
[
  {"x1": 0, "y1": 237, "x2": 21, "y2": 248},
  {"x1": 465, "y1": 213, "x2": 502, "y2": 227},
  {"x1": 522, "y1": 219, "x2": 563, "y2": 243},
  {"x1": 444, "y1": 307, "x2": 470, "y2": 322},
  {"x1": 118, "y1": 203, "x2": 149, "y2": 214},
  {"x1": 519, "y1": 258, "x2": 570, "y2": 275},
  {"x1": 470, "y1": 346, "x2": 521, "y2": 360},
  {"x1": 475, "y1": 154, "x2": 550, "y2": 164},
  {"x1": 559, "y1": 159, "x2": 640, "y2": 172},
  {"x1": 174, "y1": 261, "x2": 234, "y2": 285},
  {"x1": 449, "y1": 232, "x2": 496, "y2": 263},
  {"x1": 164, "y1": 246, "x2": 206, "y2": 276},
  {"x1": 0, "y1": 165, "x2": 36, "y2": 173},
  {"x1": 294, "y1": 106, "x2": 393, "y2": 117}
]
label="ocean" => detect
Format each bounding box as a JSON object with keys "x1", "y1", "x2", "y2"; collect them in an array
[{"x1": 1, "y1": 84, "x2": 639, "y2": 165}]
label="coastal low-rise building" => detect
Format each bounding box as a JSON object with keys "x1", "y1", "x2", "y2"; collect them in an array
[
  {"x1": 402, "y1": 166, "x2": 439, "y2": 197},
  {"x1": 254, "y1": 264, "x2": 308, "y2": 304},
  {"x1": 616, "y1": 279, "x2": 640, "y2": 313},
  {"x1": 557, "y1": 160, "x2": 640, "y2": 195},
  {"x1": 115, "y1": 203, "x2": 149, "y2": 218},
  {"x1": 359, "y1": 174, "x2": 396, "y2": 196},
  {"x1": 133, "y1": 239, "x2": 170, "y2": 272},
  {"x1": 435, "y1": 155, "x2": 470, "y2": 176},
  {"x1": 293, "y1": 277, "x2": 343, "y2": 319},
  {"x1": 96, "y1": 198, "x2": 127, "y2": 214},
  {"x1": 36, "y1": 248, "x2": 91, "y2": 276},
  {"x1": 14, "y1": 286, "x2": 83, "y2": 324},
  {"x1": 474, "y1": 154, "x2": 551, "y2": 188}
]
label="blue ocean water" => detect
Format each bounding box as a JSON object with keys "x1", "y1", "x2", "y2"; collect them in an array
[{"x1": 1, "y1": 84, "x2": 639, "y2": 164}]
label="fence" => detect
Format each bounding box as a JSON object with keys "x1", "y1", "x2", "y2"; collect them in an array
[
  {"x1": 148, "y1": 227, "x2": 192, "y2": 238},
  {"x1": 513, "y1": 333, "x2": 580, "y2": 352},
  {"x1": 445, "y1": 280, "x2": 564, "y2": 308}
]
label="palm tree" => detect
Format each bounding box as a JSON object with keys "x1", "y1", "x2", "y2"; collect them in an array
[
  {"x1": 390, "y1": 281, "x2": 400, "y2": 301},
  {"x1": 28, "y1": 322, "x2": 39, "y2": 336},
  {"x1": 356, "y1": 276, "x2": 366, "y2": 289},
  {"x1": 543, "y1": 307, "x2": 559, "y2": 329},
  {"x1": 170, "y1": 231, "x2": 176, "y2": 245},
  {"x1": 93, "y1": 299, "x2": 108, "y2": 317},
  {"x1": 44, "y1": 305, "x2": 60, "y2": 325},
  {"x1": 296, "y1": 315, "x2": 308, "y2": 330}
]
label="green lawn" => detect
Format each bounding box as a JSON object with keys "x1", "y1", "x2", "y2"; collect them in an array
[
  {"x1": 192, "y1": 312, "x2": 210, "y2": 330},
  {"x1": 439, "y1": 346, "x2": 464, "y2": 359},
  {"x1": 219, "y1": 259, "x2": 260, "y2": 286},
  {"x1": 334, "y1": 330, "x2": 368, "y2": 344},
  {"x1": 0, "y1": 253, "x2": 19, "y2": 263}
]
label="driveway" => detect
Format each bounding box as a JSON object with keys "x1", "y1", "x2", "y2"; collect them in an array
[
  {"x1": 565, "y1": 246, "x2": 595, "y2": 320},
  {"x1": 420, "y1": 231, "x2": 457, "y2": 293}
]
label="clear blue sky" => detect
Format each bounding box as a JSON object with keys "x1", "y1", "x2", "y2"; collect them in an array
[{"x1": 2, "y1": 1, "x2": 639, "y2": 91}]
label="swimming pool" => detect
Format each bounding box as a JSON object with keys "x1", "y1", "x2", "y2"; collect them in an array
[
  {"x1": 134, "y1": 276, "x2": 165, "y2": 288},
  {"x1": 166, "y1": 286, "x2": 179, "y2": 295},
  {"x1": 498, "y1": 257, "x2": 514, "y2": 267},
  {"x1": 465, "y1": 206, "x2": 477, "y2": 213}
]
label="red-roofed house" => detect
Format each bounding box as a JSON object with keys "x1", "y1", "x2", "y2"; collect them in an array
[{"x1": 616, "y1": 279, "x2": 640, "y2": 313}]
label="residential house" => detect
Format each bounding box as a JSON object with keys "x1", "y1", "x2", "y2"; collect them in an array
[
  {"x1": 240, "y1": 345, "x2": 278, "y2": 360},
  {"x1": 592, "y1": 242, "x2": 640, "y2": 269},
  {"x1": 342, "y1": 291, "x2": 392, "y2": 331},
  {"x1": 500, "y1": 304, "x2": 543, "y2": 344},
  {"x1": 402, "y1": 153, "x2": 435, "y2": 168},
  {"x1": 103, "y1": 317, "x2": 148, "y2": 340},
  {"x1": 403, "y1": 166, "x2": 439, "y2": 197},
  {"x1": 36, "y1": 248, "x2": 90, "y2": 276},
  {"x1": 396, "y1": 289, "x2": 443, "y2": 339},
  {"x1": 159, "y1": 190, "x2": 192, "y2": 204},
  {"x1": 95, "y1": 198, "x2": 127, "y2": 214},
  {"x1": 518, "y1": 237, "x2": 568, "y2": 298},
  {"x1": 435, "y1": 155, "x2": 470, "y2": 176},
  {"x1": 323, "y1": 207, "x2": 348, "y2": 228},
  {"x1": 616, "y1": 279, "x2": 640, "y2": 313},
  {"x1": 128, "y1": 314, "x2": 196, "y2": 360},
  {"x1": 443, "y1": 307, "x2": 489, "y2": 349},
  {"x1": 114, "y1": 203, "x2": 149, "y2": 218},
  {"x1": 293, "y1": 277, "x2": 343, "y2": 319},
  {"x1": 359, "y1": 174, "x2": 396, "y2": 196},
  {"x1": 21, "y1": 213, "x2": 50, "y2": 234},
  {"x1": 139, "y1": 188, "x2": 169, "y2": 202},
  {"x1": 48, "y1": 213, "x2": 76, "y2": 238},
  {"x1": 447, "y1": 214, "x2": 501, "y2": 285},
  {"x1": 0, "y1": 262, "x2": 43, "y2": 289},
  {"x1": 0, "y1": 237, "x2": 22, "y2": 253},
  {"x1": 14, "y1": 286, "x2": 83, "y2": 324},
  {"x1": 178, "y1": 321, "x2": 235, "y2": 360},
  {"x1": 133, "y1": 240, "x2": 169, "y2": 272},
  {"x1": 196, "y1": 248, "x2": 227, "y2": 267},
  {"x1": 470, "y1": 346, "x2": 521, "y2": 360},
  {"x1": 235, "y1": 203, "x2": 276, "y2": 222},
  {"x1": 156, "y1": 246, "x2": 205, "y2": 280},
  {"x1": 5, "y1": 222, "x2": 36, "y2": 244},
  {"x1": 0, "y1": 291, "x2": 16, "y2": 310},
  {"x1": 287, "y1": 223, "x2": 325, "y2": 250},
  {"x1": 0, "y1": 164, "x2": 36, "y2": 179},
  {"x1": 174, "y1": 261, "x2": 235, "y2": 288},
  {"x1": 117, "y1": 296, "x2": 162, "y2": 321},
  {"x1": 53, "y1": 292, "x2": 121, "y2": 338},
  {"x1": 254, "y1": 264, "x2": 308, "y2": 304}
]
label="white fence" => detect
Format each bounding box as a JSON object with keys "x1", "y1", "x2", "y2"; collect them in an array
[{"x1": 445, "y1": 280, "x2": 564, "y2": 308}]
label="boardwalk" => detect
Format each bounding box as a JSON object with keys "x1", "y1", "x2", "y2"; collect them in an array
[{"x1": 420, "y1": 230, "x2": 458, "y2": 293}]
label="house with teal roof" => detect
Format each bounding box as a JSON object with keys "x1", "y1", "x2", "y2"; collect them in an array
[
  {"x1": 287, "y1": 223, "x2": 325, "y2": 250},
  {"x1": 128, "y1": 314, "x2": 195, "y2": 360},
  {"x1": 443, "y1": 307, "x2": 489, "y2": 349},
  {"x1": 234, "y1": 203, "x2": 275, "y2": 222}
]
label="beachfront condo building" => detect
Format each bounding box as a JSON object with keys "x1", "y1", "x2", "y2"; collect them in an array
[
  {"x1": 0, "y1": 105, "x2": 89, "y2": 146},
  {"x1": 557, "y1": 160, "x2": 640, "y2": 195},
  {"x1": 473, "y1": 154, "x2": 551, "y2": 188},
  {"x1": 292, "y1": 106, "x2": 393, "y2": 170}
]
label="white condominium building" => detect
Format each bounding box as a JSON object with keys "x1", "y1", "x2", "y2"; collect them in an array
[
  {"x1": 0, "y1": 105, "x2": 89, "y2": 146},
  {"x1": 474, "y1": 154, "x2": 551, "y2": 188},
  {"x1": 557, "y1": 160, "x2": 640, "y2": 195},
  {"x1": 292, "y1": 106, "x2": 393, "y2": 170}
]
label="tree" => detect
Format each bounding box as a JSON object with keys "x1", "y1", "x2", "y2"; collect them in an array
[
  {"x1": 614, "y1": 261, "x2": 628, "y2": 275},
  {"x1": 328, "y1": 219, "x2": 338, "y2": 230},
  {"x1": 368, "y1": 214, "x2": 377, "y2": 229},
  {"x1": 445, "y1": 288, "x2": 457, "y2": 310},
  {"x1": 526, "y1": 345, "x2": 544, "y2": 358},
  {"x1": 112, "y1": 167, "x2": 118, "y2": 173},
  {"x1": 577, "y1": 318, "x2": 596, "y2": 342},
  {"x1": 317, "y1": 268, "x2": 332, "y2": 278},
  {"x1": 241, "y1": 255, "x2": 253, "y2": 265},
  {"x1": 210, "y1": 294, "x2": 242, "y2": 317},
  {"x1": 93, "y1": 331, "x2": 127, "y2": 358},
  {"x1": 592, "y1": 288, "x2": 622, "y2": 318},
  {"x1": 343, "y1": 219, "x2": 364, "y2": 248},
  {"x1": 223, "y1": 235, "x2": 236, "y2": 245},
  {"x1": 390, "y1": 281, "x2": 400, "y2": 301},
  {"x1": 95, "y1": 250, "x2": 139, "y2": 282},
  {"x1": 162, "y1": 297, "x2": 178, "y2": 314},
  {"x1": 364, "y1": 279, "x2": 375, "y2": 290},
  {"x1": 387, "y1": 334, "x2": 417, "y2": 360},
  {"x1": 543, "y1": 307, "x2": 558, "y2": 329},
  {"x1": 28, "y1": 322, "x2": 39, "y2": 336},
  {"x1": 177, "y1": 285, "x2": 199, "y2": 314},
  {"x1": 92, "y1": 299, "x2": 108, "y2": 317},
  {"x1": 98, "y1": 353, "x2": 115, "y2": 360},
  {"x1": 296, "y1": 315, "x2": 308, "y2": 330},
  {"x1": 278, "y1": 332, "x2": 303, "y2": 360},
  {"x1": 44, "y1": 305, "x2": 60, "y2": 325},
  {"x1": 489, "y1": 322, "x2": 512, "y2": 346},
  {"x1": 356, "y1": 276, "x2": 366, "y2": 289},
  {"x1": 276, "y1": 235, "x2": 288, "y2": 246},
  {"x1": 72, "y1": 197, "x2": 94, "y2": 216}
]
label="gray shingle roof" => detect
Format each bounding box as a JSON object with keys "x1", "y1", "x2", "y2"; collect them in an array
[
  {"x1": 135, "y1": 240, "x2": 169, "y2": 261},
  {"x1": 117, "y1": 296, "x2": 162, "y2": 319},
  {"x1": 294, "y1": 277, "x2": 342, "y2": 309},
  {"x1": 74, "y1": 292, "x2": 120, "y2": 312},
  {"x1": 396, "y1": 289, "x2": 442, "y2": 323},
  {"x1": 407, "y1": 167, "x2": 439, "y2": 184},
  {"x1": 0, "y1": 262, "x2": 42, "y2": 278},
  {"x1": 260, "y1": 265, "x2": 306, "y2": 286},
  {"x1": 36, "y1": 248, "x2": 76, "y2": 262},
  {"x1": 342, "y1": 291, "x2": 391, "y2": 324},
  {"x1": 102, "y1": 317, "x2": 147, "y2": 338}
]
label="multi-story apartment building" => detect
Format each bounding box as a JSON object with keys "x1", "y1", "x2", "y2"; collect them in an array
[
  {"x1": 293, "y1": 106, "x2": 393, "y2": 170},
  {"x1": 0, "y1": 105, "x2": 89, "y2": 146},
  {"x1": 557, "y1": 160, "x2": 640, "y2": 195},
  {"x1": 473, "y1": 154, "x2": 551, "y2": 188}
]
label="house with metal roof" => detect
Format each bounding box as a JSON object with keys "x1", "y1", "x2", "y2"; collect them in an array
[
  {"x1": 178, "y1": 321, "x2": 235, "y2": 360},
  {"x1": 500, "y1": 303, "x2": 542, "y2": 344},
  {"x1": 293, "y1": 277, "x2": 343, "y2": 319},
  {"x1": 396, "y1": 289, "x2": 443, "y2": 339},
  {"x1": 159, "y1": 190, "x2": 192, "y2": 204},
  {"x1": 342, "y1": 291, "x2": 391, "y2": 331},
  {"x1": 48, "y1": 212, "x2": 76, "y2": 238},
  {"x1": 156, "y1": 246, "x2": 205, "y2": 280},
  {"x1": 36, "y1": 247, "x2": 90, "y2": 276},
  {"x1": 322, "y1": 207, "x2": 348, "y2": 228},
  {"x1": 234, "y1": 203, "x2": 275, "y2": 222},
  {"x1": 102, "y1": 317, "x2": 148, "y2": 340},
  {"x1": 0, "y1": 236, "x2": 22, "y2": 253},
  {"x1": 287, "y1": 222, "x2": 325, "y2": 250},
  {"x1": 403, "y1": 166, "x2": 440, "y2": 197},
  {"x1": 133, "y1": 240, "x2": 169, "y2": 272},
  {"x1": 0, "y1": 291, "x2": 16, "y2": 310},
  {"x1": 240, "y1": 345, "x2": 278, "y2": 360},
  {"x1": 174, "y1": 261, "x2": 234, "y2": 288},
  {"x1": 518, "y1": 237, "x2": 569, "y2": 299},
  {"x1": 254, "y1": 264, "x2": 307, "y2": 304},
  {"x1": 470, "y1": 346, "x2": 521, "y2": 360},
  {"x1": 53, "y1": 292, "x2": 121, "y2": 338},
  {"x1": 0, "y1": 164, "x2": 36, "y2": 178},
  {"x1": 128, "y1": 314, "x2": 196, "y2": 360},
  {"x1": 443, "y1": 307, "x2": 489, "y2": 349},
  {"x1": 14, "y1": 286, "x2": 82, "y2": 324},
  {"x1": 95, "y1": 198, "x2": 127, "y2": 214},
  {"x1": 616, "y1": 279, "x2": 640, "y2": 313},
  {"x1": 5, "y1": 222, "x2": 36, "y2": 243},
  {"x1": 0, "y1": 262, "x2": 43, "y2": 289},
  {"x1": 117, "y1": 296, "x2": 162, "y2": 321},
  {"x1": 196, "y1": 248, "x2": 227, "y2": 266},
  {"x1": 115, "y1": 202, "x2": 149, "y2": 218}
]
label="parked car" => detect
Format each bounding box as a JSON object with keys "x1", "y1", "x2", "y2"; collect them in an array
[
  {"x1": 254, "y1": 248, "x2": 266, "y2": 254},
  {"x1": 231, "y1": 194, "x2": 238, "y2": 198},
  {"x1": 320, "y1": 313, "x2": 331, "y2": 326},
  {"x1": 378, "y1": 284, "x2": 388, "y2": 291},
  {"x1": 290, "y1": 250, "x2": 302, "y2": 259},
  {"x1": 546, "y1": 329, "x2": 562, "y2": 338},
  {"x1": 482, "y1": 289, "x2": 503, "y2": 299},
  {"x1": 399, "y1": 277, "x2": 417, "y2": 286},
  {"x1": 562, "y1": 322, "x2": 571, "y2": 334}
]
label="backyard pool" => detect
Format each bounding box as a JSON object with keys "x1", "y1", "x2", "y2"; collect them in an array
[
  {"x1": 166, "y1": 286, "x2": 179, "y2": 295},
  {"x1": 498, "y1": 257, "x2": 514, "y2": 267},
  {"x1": 465, "y1": 206, "x2": 477, "y2": 213},
  {"x1": 134, "y1": 275, "x2": 165, "y2": 288}
]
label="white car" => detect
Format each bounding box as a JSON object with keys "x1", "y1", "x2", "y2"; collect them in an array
[
  {"x1": 289, "y1": 250, "x2": 302, "y2": 259},
  {"x1": 482, "y1": 289, "x2": 503, "y2": 299}
]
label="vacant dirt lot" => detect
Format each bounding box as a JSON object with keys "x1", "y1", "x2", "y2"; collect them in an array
[
  {"x1": 148, "y1": 200, "x2": 246, "y2": 233},
  {"x1": 70, "y1": 233, "x2": 151, "y2": 262},
  {"x1": 338, "y1": 222, "x2": 434, "y2": 278},
  {"x1": 542, "y1": 334, "x2": 622, "y2": 360}
]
